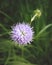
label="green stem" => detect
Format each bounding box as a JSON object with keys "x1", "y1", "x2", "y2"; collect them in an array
[
  {"x1": 0, "y1": 23, "x2": 8, "y2": 32},
  {"x1": 34, "y1": 24, "x2": 52, "y2": 39},
  {"x1": 0, "y1": 10, "x2": 14, "y2": 22},
  {"x1": 0, "y1": 23, "x2": 10, "y2": 36},
  {"x1": 4, "y1": 43, "x2": 12, "y2": 65},
  {"x1": 30, "y1": 14, "x2": 37, "y2": 25},
  {"x1": 0, "y1": 10, "x2": 15, "y2": 36},
  {"x1": 0, "y1": 32, "x2": 10, "y2": 36},
  {"x1": 21, "y1": 45, "x2": 24, "y2": 58},
  {"x1": 12, "y1": 44, "x2": 17, "y2": 61}
]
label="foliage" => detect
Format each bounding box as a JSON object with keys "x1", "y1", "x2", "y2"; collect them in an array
[{"x1": 0, "y1": 0, "x2": 52, "y2": 65}]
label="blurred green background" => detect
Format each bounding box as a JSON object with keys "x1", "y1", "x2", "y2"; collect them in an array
[{"x1": 0, "y1": 0, "x2": 52, "y2": 65}]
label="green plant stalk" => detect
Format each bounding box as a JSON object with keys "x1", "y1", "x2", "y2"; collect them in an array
[
  {"x1": 4, "y1": 42, "x2": 12, "y2": 65},
  {"x1": 0, "y1": 32, "x2": 10, "y2": 36},
  {"x1": 34, "y1": 24, "x2": 52, "y2": 39},
  {"x1": 0, "y1": 23, "x2": 8, "y2": 32},
  {"x1": 0, "y1": 10, "x2": 14, "y2": 22},
  {"x1": 21, "y1": 45, "x2": 24, "y2": 58},
  {"x1": 22, "y1": 46, "x2": 23, "y2": 58},
  {"x1": 30, "y1": 14, "x2": 37, "y2": 25},
  {"x1": 0, "y1": 10, "x2": 15, "y2": 36},
  {"x1": 0, "y1": 23, "x2": 10, "y2": 36}
]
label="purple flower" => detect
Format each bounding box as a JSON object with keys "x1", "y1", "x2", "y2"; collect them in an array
[{"x1": 11, "y1": 23, "x2": 34, "y2": 45}]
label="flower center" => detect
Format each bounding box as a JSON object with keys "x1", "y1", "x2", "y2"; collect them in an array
[
  {"x1": 19, "y1": 26, "x2": 26, "y2": 36},
  {"x1": 21, "y1": 31, "x2": 26, "y2": 36}
]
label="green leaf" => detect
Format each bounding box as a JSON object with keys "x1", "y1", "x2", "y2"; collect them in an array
[{"x1": 35, "y1": 24, "x2": 52, "y2": 39}]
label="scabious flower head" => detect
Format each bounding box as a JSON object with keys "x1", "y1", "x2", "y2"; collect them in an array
[{"x1": 11, "y1": 23, "x2": 34, "y2": 45}]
